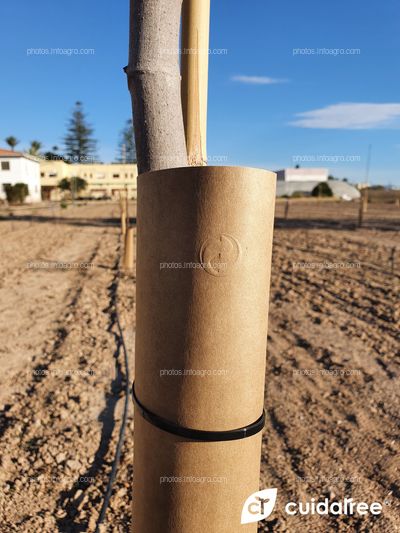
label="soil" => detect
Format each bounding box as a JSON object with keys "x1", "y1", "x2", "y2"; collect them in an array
[
  {"x1": 261, "y1": 200, "x2": 399, "y2": 532},
  {"x1": 0, "y1": 200, "x2": 398, "y2": 532}
]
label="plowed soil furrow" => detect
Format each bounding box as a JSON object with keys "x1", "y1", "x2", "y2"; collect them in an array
[{"x1": 260, "y1": 218, "x2": 399, "y2": 532}]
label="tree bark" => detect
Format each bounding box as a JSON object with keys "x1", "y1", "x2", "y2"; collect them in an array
[{"x1": 126, "y1": 0, "x2": 188, "y2": 174}]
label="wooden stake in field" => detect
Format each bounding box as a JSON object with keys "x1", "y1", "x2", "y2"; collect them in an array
[
  {"x1": 120, "y1": 211, "x2": 127, "y2": 236},
  {"x1": 123, "y1": 227, "x2": 135, "y2": 271},
  {"x1": 363, "y1": 144, "x2": 372, "y2": 213},
  {"x1": 389, "y1": 247, "x2": 396, "y2": 276},
  {"x1": 284, "y1": 198, "x2": 290, "y2": 220},
  {"x1": 362, "y1": 189, "x2": 369, "y2": 214},
  {"x1": 358, "y1": 191, "x2": 367, "y2": 228},
  {"x1": 125, "y1": 194, "x2": 129, "y2": 228},
  {"x1": 127, "y1": 1, "x2": 276, "y2": 531},
  {"x1": 181, "y1": 0, "x2": 211, "y2": 165},
  {"x1": 120, "y1": 192, "x2": 127, "y2": 236},
  {"x1": 123, "y1": 193, "x2": 134, "y2": 271},
  {"x1": 305, "y1": 230, "x2": 310, "y2": 251},
  {"x1": 363, "y1": 190, "x2": 369, "y2": 213}
]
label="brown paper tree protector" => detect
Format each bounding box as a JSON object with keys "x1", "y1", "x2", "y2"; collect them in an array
[
  {"x1": 126, "y1": 1, "x2": 277, "y2": 531},
  {"x1": 133, "y1": 166, "x2": 276, "y2": 532}
]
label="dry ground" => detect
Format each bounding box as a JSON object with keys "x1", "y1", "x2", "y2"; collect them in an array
[
  {"x1": 0, "y1": 199, "x2": 398, "y2": 532},
  {"x1": 262, "y1": 200, "x2": 399, "y2": 532}
]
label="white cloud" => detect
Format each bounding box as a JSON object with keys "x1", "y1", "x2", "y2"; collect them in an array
[
  {"x1": 231, "y1": 75, "x2": 288, "y2": 85},
  {"x1": 290, "y1": 103, "x2": 400, "y2": 129}
]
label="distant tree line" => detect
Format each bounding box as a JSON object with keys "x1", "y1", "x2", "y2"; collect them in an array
[{"x1": 4, "y1": 101, "x2": 136, "y2": 165}]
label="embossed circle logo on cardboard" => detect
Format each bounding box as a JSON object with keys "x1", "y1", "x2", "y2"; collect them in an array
[{"x1": 200, "y1": 234, "x2": 241, "y2": 276}]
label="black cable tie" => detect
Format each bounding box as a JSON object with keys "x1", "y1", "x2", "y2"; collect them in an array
[{"x1": 132, "y1": 381, "x2": 265, "y2": 442}]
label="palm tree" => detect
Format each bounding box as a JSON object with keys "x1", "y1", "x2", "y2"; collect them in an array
[
  {"x1": 5, "y1": 136, "x2": 19, "y2": 151},
  {"x1": 28, "y1": 140, "x2": 42, "y2": 156}
]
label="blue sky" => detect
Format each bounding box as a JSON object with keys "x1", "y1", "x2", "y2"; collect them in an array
[{"x1": 1, "y1": 0, "x2": 399, "y2": 185}]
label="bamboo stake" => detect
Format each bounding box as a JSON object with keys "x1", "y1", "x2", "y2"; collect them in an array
[
  {"x1": 390, "y1": 247, "x2": 396, "y2": 276},
  {"x1": 363, "y1": 189, "x2": 369, "y2": 213},
  {"x1": 181, "y1": 0, "x2": 211, "y2": 165},
  {"x1": 121, "y1": 212, "x2": 127, "y2": 236},
  {"x1": 305, "y1": 231, "x2": 310, "y2": 251},
  {"x1": 123, "y1": 227, "x2": 135, "y2": 271},
  {"x1": 284, "y1": 199, "x2": 290, "y2": 220},
  {"x1": 358, "y1": 193, "x2": 365, "y2": 228},
  {"x1": 125, "y1": 195, "x2": 129, "y2": 229},
  {"x1": 120, "y1": 192, "x2": 127, "y2": 236},
  {"x1": 364, "y1": 144, "x2": 371, "y2": 213},
  {"x1": 358, "y1": 200, "x2": 363, "y2": 228}
]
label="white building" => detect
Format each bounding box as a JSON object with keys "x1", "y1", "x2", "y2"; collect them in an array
[
  {"x1": 276, "y1": 167, "x2": 328, "y2": 182},
  {"x1": 276, "y1": 179, "x2": 360, "y2": 200},
  {"x1": 0, "y1": 149, "x2": 41, "y2": 203}
]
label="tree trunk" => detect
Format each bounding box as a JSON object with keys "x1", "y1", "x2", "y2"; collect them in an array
[{"x1": 126, "y1": 0, "x2": 188, "y2": 174}]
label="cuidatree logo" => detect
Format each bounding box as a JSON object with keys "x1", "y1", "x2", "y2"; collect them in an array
[
  {"x1": 199, "y1": 234, "x2": 241, "y2": 277},
  {"x1": 241, "y1": 488, "x2": 383, "y2": 525},
  {"x1": 241, "y1": 489, "x2": 278, "y2": 524}
]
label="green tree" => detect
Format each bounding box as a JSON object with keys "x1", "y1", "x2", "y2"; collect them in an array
[
  {"x1": 28, "y1": 140, "x2": 42, "y2": 156},
  {"x1": 43, "y1": 146, "x2": 67, "y2": 162},
  {"x1": 58, "y1": 178, "x2": 71, "y2": 191},
  {"x1": 117, "y1": 118, "x2": 137, "y2": 163},
  {"x1": 58, "y1": 176, "x2": 87, "y2": 193},
  {"x1": 64, "y1": 101, "x2": 97, "y2": 163},
  {"x1": 5, "y1": 136, "x2": 19, "y2": 151},
  {"x1": 3, "y1": 183, "x2": 29, "y2": 203}
]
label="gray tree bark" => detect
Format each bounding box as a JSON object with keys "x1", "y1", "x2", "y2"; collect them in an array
[{"x1": 126, "y1": 0, "x2": 188, "y2": 174}]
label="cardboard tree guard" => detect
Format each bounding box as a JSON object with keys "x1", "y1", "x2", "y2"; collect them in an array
[{"x1": 133, "y1": 165, "x2": 276, "y2": 532}]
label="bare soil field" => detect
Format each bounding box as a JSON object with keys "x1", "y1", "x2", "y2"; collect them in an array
[
  {"x1": 263, "y1": 200, "x2": 399, "y2": 532},
  {"x1": 0, "y1": 200, "x2": 398, "y2": 532}
]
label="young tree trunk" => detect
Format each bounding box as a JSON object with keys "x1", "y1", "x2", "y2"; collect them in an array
[{"x1": 126, "y1": 0, "x2": 188, "y2": 174}]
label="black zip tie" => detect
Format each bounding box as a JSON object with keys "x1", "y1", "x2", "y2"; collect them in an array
[{"x1": 132, "y1": 381, "x2": 265, "y2": 441}]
